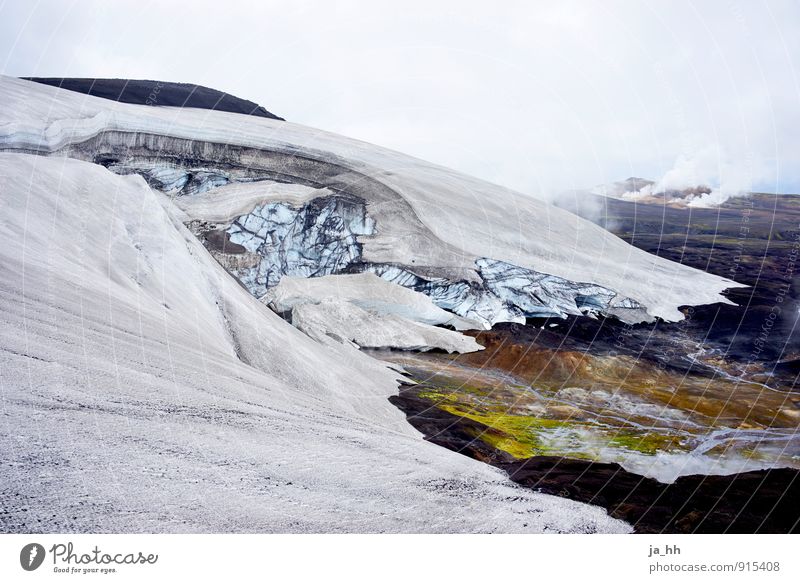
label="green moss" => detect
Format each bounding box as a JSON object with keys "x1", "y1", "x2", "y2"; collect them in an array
[
  {"x1": 415, "y1": 383, "x2": 683, "y2": 460},
  {"x1": 417, "y1": 382, "x2": 493, "y2": 401},
  {"x1": 458, "y1": 413, "x2": 568, "y2": 458},
  {"x1": 417, "y1": 389, "x2": 460, "y2": 403}
]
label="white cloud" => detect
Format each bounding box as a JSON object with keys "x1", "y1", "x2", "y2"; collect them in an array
[{"x1": 1, "y1": 0, "x2": 798, "y2": 197}]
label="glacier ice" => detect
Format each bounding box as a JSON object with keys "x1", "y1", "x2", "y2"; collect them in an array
[
  {"x1": 101, "y1": 158, "x2": 279, "y2": 196},
  {"x1": 226, "y1": 195, "x2": 375, "y2": 292},
  {"x1": 367, "y1": 259, "x2": 649, "y2": 328},
  {"x1": 368, "y1": 263, "x2": 522, "y2": 327}
]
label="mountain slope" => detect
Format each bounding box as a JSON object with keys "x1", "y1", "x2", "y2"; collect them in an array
[{"x1": 0, "y1": 153, "x2": 628, "y2": 533}]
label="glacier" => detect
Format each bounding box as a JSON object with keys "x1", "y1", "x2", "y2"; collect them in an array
[{"x1": 0, "y1": 75, "x2": 743, "y2": 332}]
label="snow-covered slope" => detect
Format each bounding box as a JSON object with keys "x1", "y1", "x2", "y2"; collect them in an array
[
  {"x1": 290, "y1": 298, "x2": 482, "y2": 353},
  {"x1": 264, "y1": 273, "x2": 480, "y2": 331},
  {"x1": 264, "y1": 273, "x2": 483, "y2": 353},
  {"x1": 0, "y1": 153, "x2": 628, "y2": 532},
  {"x1": 0, "y1": 76, "x2": 742, "y2": 327}
]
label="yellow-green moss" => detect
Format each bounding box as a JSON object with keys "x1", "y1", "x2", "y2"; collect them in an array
[
  {"x1": 416, "y1": 384, "x2": 683, "y2": 460},
  {"x1": 438, "y1": 405, "x2": 581, "y2": 458}
]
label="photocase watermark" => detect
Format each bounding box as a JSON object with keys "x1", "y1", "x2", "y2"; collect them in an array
[
  {"x1": 748, "y1": 226, "x2": 800, "y2": 364},
  {"x1": 20, "y1": 543, "x2": 46, "y2": 571},
  {"x1": 18, "y1": 541, "x2": 159, "y2": 575},
  {"x1": 728, "y1": 198, "x2": 754, "y2": 281},
  {"x1": 607, "y1": 322, "x2": 635, "y2": 358}
]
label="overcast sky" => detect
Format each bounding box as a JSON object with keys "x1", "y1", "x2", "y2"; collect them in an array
[{"x1": 1, "y1": 0, "x2": 798, "y2": 198}]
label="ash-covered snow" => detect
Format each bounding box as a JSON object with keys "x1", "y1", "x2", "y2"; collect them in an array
[
  {"x1": 264, "y1": 273, "x2": 483, "y2": 353},
  {"x1": 0, "y1": 153, "x2": 629, "y2": 533},
  {"x1": 264, "y1": 273, "x2": 481, "y2": 331},
  {"x1": 291, "y1": 298, "x2": 482, "y2": 353}
]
